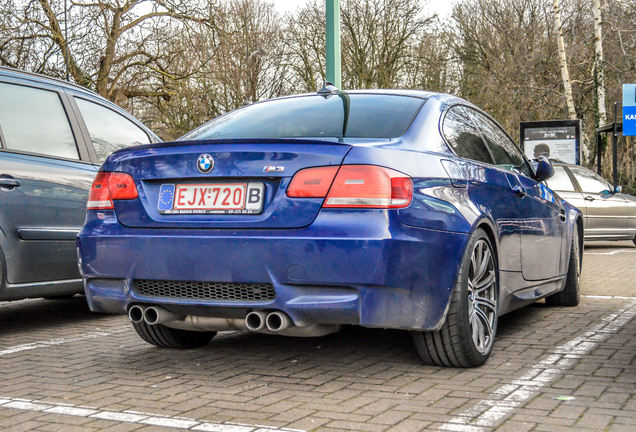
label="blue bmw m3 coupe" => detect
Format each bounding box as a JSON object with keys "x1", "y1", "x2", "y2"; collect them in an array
[{"x1": 77, "y1": 86, "x2": 583, "y2": 367}]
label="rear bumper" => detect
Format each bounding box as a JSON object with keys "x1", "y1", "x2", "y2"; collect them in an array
[{"x1": 78, "y1": 210, "x2": 469, "y2": 331}]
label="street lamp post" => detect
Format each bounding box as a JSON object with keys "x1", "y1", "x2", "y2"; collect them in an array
[{"x1": 326, "y1": 0, "x2": 341, "y2": 89}]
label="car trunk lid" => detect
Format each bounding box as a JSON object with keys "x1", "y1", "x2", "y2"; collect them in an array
[{"x1": 103, "y1": 139, "x2": 352, "y2": 229}]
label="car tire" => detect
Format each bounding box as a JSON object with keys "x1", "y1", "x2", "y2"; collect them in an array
[
  {"x1": 412, "y1": 228, "x2": 498, "y2": 367},
  {"x1": 132, "y1": 321, "x2": 216, "y2": 349},
  {"x1": 633, "y1": 234, "x2": 636, "y2": 247},
  {"x1": 545, "y1": 228, "x2": 581, "y2": 307},
  {"x1": 0, "y1": 246, "x2": 6, "y2": 293}
]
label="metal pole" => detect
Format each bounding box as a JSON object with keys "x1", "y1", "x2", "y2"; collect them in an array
[
  {"x1": 613, "y1": 103, "x2": 618, "y2": 187},
  {"x1": 64, "y1": 0, "x2": 69, "y2": 81},
  {"x1": 597, "y1": 132, "x2": 602, "y2": 174},
  {"x1": 326, "y1": 0, "x2": 341, "y2": 89}
]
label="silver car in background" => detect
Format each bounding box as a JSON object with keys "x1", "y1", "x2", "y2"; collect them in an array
[{"x1": 545, "y1": 164, "x2": 636, "y2": 244}]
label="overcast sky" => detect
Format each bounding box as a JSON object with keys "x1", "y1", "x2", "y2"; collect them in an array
[{"x1": 270, "y1": 0, "x2": 455, "y2": 18}]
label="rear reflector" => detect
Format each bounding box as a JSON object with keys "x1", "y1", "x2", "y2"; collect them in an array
[
  {"x1": 287, "y1": 166, "x2": 339, "y2": 198},
  {"x1": 324, "y1": 166, "x2": 412, "y2": 208},
  {"x1": 87, "y1": 172, "x2": 138, "y2": 210}
]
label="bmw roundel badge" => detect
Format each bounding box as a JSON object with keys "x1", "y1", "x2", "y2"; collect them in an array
[{"x1": 197, "y1": 154, "x2": 214, "y2": 173}]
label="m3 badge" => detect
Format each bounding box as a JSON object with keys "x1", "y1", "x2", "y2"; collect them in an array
[{"x1": 263, "y1": 166, "x2": 284, "y2": 173}]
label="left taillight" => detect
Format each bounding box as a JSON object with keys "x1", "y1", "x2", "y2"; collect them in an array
[{"x1": 87, "y1": 172, "x2": 138, "y2": 210}]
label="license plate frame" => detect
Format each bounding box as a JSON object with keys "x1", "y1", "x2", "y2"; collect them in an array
[{"x1": 158, "y1": 182, "x2": 265, "y2": 215}]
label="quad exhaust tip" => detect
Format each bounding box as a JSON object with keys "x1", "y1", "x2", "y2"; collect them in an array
[
  {"x1": 128, "y1": 305, "x2": 295, "y2": 334},
  {"x1": 127, "y1": 305, "x2": 184, "y2": 326},
  {"x1": 266, "y1": 311, "x2": 292, "y2": 332},
  {"x1": 245, "y1": 311, "x2": 268, "y2": 331},
  {"x1": 128, "y1": 305, "x2": 145, "y2": 324},
  {"x1": 143, "y1": 306, "x2": 183, "y2": 325}
]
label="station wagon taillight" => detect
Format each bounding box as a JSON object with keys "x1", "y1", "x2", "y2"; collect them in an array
[
  {"x1": 87, "y1": 172, "x2": 138, "y2": 210},
  {"x1": 287, "y1": 165, "x2": 413, "y2": 209}
]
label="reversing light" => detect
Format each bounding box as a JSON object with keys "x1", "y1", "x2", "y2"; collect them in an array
[
  {"x1": 287, "y1": 166, "x2": 339, "y2": 197},
  {"x1": 87, "y1": 172, "x2": 138, "y2": 210},
  {"x1": 287, "y1": 165, "x2": 413, "y2": 209},
  {"x1": 323, "y1": 165, "x2": 413, "y2": 208}
]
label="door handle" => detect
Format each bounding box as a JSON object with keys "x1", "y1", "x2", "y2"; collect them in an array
[
  {"x1": 512, "y1": 185, "x2": 527, "y2": 198},
  {"x1": 0, "y1": 177, "x2": 21, "y2": 188},
  {"x1": 584, "y1": 196, "x2": 595, "y2": 202}
]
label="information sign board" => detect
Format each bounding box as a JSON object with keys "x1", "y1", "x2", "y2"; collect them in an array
[{"x1": 520, "y1": 120, "x2": 581, "y2": 165}]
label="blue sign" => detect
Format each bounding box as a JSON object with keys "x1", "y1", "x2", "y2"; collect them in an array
[{"x1": 623, "y1": 84, "x2": 636, "y2": 136}]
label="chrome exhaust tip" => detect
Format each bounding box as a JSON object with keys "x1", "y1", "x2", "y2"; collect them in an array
[
  {"x1": 143, "y1": 306, "x2": 184, "y2": 325},
  {"x1": 266, "y1": 311, "x2": 292, "y2": 332},
  {"x1": 245, "y1": 311, "x2": 267, "y2": 331},
  {"x1": 128, "y1": 305, "x2": 145, "y2": 324}
]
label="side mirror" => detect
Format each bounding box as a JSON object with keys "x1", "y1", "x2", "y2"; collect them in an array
[
  {"x1": 614, "y1": 185, "x2": 622, "y2": 194},
  {"x1": 534, "y1": 156, "x2": 554, "y2": 182}
]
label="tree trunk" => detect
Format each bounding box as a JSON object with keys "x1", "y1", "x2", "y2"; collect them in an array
[
  {"x1": 37, "y1": 0, "x2": 90, "y2": 87},
  {"x1": 593, "y1": 0, "x2": 607, "y2": 126},
  {"x1": 553, "y1": 0, "x2": 577, "y2": 120}
]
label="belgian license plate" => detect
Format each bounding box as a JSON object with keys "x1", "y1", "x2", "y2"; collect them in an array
[{"x1": 158, "y1": 182, "x2": 264, "y2": 215}]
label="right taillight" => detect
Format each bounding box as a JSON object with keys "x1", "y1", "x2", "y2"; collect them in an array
[
  {"x1": 324, "y1": 165, "x2": 412, "y2": 208},
  {"x1": 287, "y1": 165, "x2": 413, "y2": 209},
  {"x1": 87, "y1": 172, "x2": 138, "y2": 210}
]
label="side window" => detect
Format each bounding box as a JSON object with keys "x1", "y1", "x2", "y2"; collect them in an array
[
  {"x1": 569, "y1": 166, "x2": 612, "y2": 194},
  {"x1": 75, "y1": 97, "x2": 151, "y2": 164},
  {"x1": 442, "y1": 106, "x2": 493, "y2": 165},
  {"x1": 0, "y1": 82, "x2": 79, "y2": 159},
  {"x1": 469, "y1": 109, "x2": 532, "y2": 177},
  {"x1": 545, "y1": 166, "x2": 576, "y2": 192}
]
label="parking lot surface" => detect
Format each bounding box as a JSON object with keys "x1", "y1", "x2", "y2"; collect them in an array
[{"x1": 1, "y1": 241, "x2": 635, "y2": 431}]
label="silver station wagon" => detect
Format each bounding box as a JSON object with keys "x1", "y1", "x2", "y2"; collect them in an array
[{"x1": 546, "y1": 163, "x2": 636, "y2": 244}]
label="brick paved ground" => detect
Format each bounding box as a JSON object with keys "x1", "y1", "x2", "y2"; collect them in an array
[{"x1": 0, "y1": 240, "x2": 634, "y2": 431}]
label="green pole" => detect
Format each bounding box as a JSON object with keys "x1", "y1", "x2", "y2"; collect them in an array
[{"x1": 326, "y1": 0, "x2": 341, "y2": 89}]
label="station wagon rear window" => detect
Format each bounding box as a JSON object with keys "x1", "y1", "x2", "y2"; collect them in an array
[{"x1": 182, "y1": 94, "x2": 426, "y2": 141}]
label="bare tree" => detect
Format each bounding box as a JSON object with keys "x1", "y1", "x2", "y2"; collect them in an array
[
  {"x1": 593, "y1": 0, "x2": 607, "y2": 126},
  {"x1": 283, "y1": 0, "x2": 326, "y2": 92},
  {"x1": 145, "y1": 0, "x2": 288, "y2": 139},
  {"x1": 285, "y1": 0, "x2": 435, "y2": 91},
  {"x1": 553, "y1": 0, "x2": 578, "y2": 120},
  {"x1": 0, "y1": 0, "x2": 215, "y2": 104},
  {"x1": 340, "y1": 0, "x2": 434, "y2": 89}
]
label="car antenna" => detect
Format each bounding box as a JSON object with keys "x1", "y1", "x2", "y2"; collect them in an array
[{"x1": 318, "y1": 81, "x2": 339, "y2": 95}]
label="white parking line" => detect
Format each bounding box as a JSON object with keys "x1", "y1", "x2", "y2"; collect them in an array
[
  {"x1": 583, "y1": 295, "x2": 636, "y2": 300},
  {"x1": 0, "y1": 396, "x2": 304, "y2": 432},
  {"x1": 584, "y1": 249, "x2": 636, "y2": 255},
  {"x1": 439, "y1": 299, "x2": 636, "y2": 432},
  {"x1": 0, "y1": 327, "x2": 129, "y2": 356}
]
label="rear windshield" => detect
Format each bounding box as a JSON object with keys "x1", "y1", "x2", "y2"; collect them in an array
[{"x1": 181, "y1": 94, "x2": 426, "y2": 141}]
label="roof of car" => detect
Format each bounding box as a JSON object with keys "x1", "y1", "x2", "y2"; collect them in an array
[
  {"x1": 262, "y1": 87, "x2": 465, "y2": 104},
  {"x1": 552, "y1": 163, "x2": 584, "y2": 168},
  {"x1": 0, "y1": 66, "x2": 110, "y2": 101}
]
